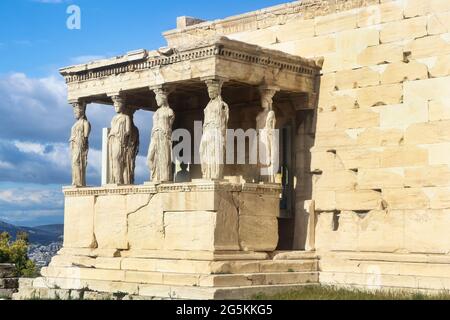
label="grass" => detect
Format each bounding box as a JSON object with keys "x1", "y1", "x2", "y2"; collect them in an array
[{"x1": 253, "y1": 286, "x2": 450, "y2": 300}]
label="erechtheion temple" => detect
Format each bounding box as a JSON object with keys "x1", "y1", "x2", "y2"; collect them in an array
[{"x1": 15, "y1": 0, "x2": 450, "y2": 299}]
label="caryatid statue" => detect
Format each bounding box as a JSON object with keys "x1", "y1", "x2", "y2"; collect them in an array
[
  {"x1": 70, "y1": 101, "x2": 91, "y2": 187},
  {"x1": 199, "y1": 79, "x2": 229, "y2": 180},
  {"x1": 257, "y1": 86, "x2": 279, "y2": 183},
  {"x1": 147, "y1": 87, "x2": 175, "y2": 182},
  {"x1": 108, "y1": 95, "x2": 131, "y2": 185},
  {"x1": 124, "y1": 107, "x2": 140, "y2": 185}
]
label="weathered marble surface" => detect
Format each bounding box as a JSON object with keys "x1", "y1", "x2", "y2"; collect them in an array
[
  {"x1": 108, "y1": 96, "x2": 131, "y2": 185},
  {"x1": 147, "y1": 87, "x2": 175, "y2": 182},
  {"x1": 62, "y1": 182, "x2": 281, "y2": 252},
  {"x1": 70, "y1": 102, "x2": 90, "y2": 187},
  {"x1": 200, "y1": 79, "x2": 229, "y2": 180}
]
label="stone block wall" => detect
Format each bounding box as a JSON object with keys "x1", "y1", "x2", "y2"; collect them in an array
[
  {"x1": 166, "y1": 0, "x2": 450, "y2": 253},
  {"x1": 63, "y1": 183, "x2": 281, "y2": 254},
  {"x1": 0, "y1": 264, "x2": 18, "y2": 299}
]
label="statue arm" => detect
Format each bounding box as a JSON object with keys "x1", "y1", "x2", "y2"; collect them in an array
[
  {"x1": 126, "y1": 116, "x2": 132, "y2": 135},
  {"x1": 169, "y1": 109, "x2": 175, "y2": 127},
  {"x1": 224, "y1": 102, "x2": 230, "y2": 123},
  {"x1": 135, "y1": 132, "x2": 140, "y2": 157},
  {"x1": 69, "y1": 126, "x2": 75, "y2": 143},
  {"x1": 84, "y1": 121, "x2": 91, "y2": 139}
]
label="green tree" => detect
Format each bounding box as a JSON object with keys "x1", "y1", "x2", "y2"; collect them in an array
[{"x1": 0, "y1": 232, "x2": 38, "y2": 278}]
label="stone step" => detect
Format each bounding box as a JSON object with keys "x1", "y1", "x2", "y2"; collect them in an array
[
  {"x1": 139, "y1": 283, "x2": 318, "y2": 300},
  {"x1": 58, "y1": 248, "x2": 271, "y2": 261},
  {"x1": 320, "y1": 271, "x2": 450, "y2": 291},
  {"x1": 15, "y1": 283, "x2": 318, "y2": 300},
  {"x1": 320, "y1": 254, "x2": 450, "y2": 278},
  {"x1": 49, "y1": 255, "x2": 318, "y2": 275},
  {"x1": 0, "y1": 288, "x2": 15, "y2": 299},
  {"x1": 38, "y1": 268, "x2": 318, "y2": 288}
]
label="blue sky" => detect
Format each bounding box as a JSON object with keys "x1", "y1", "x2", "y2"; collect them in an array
[{"x1": 0, "y1": 0, "x2": 289, "y2": 226}]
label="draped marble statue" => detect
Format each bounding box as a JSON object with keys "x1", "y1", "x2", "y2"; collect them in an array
[
  {"x1": 147, "y1": 87, "x2": 175, "y2": 182},
  {"x1": 124, "y1": 107, "x2": 140, "y2": 185},
  {"x1": 257, "y1": 87, "x2": 278, "y2": 183},
  {"x1": 200, "y1": 79, "x2": 229, "y2": 180},
  {"x1": 108, "y1": 96, "x2": 131, "y2": 185},
  {"x1": 70, "y1": 102, "x2": 91, "y2": 187},
  {"x1": 260, "y1": 110, "x2": 278, "y2": 183}
]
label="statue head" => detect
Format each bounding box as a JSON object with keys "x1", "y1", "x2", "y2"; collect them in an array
[
  {"x1": 73, "y1": 102, "x2": 86, "y2": 120},
  {"x1": 206, "y1": 80, "x2": 222, "y2": 100},
  {"x1": 154, "y1": 88, "x2": 169, "y2": 108},
  {"x1": 259, "y1": 87, "x2": 277, "y2": 111},
  {"x1": 261, "y1": 96, "x2": 273, "y2": 110},
  {"x1": 112, "y1": 96, "x2": 126, "y2": 114}
]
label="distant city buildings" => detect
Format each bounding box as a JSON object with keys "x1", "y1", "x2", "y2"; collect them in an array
[{"x1": 28, "y1": 242, "x2": 62, "y2": 268}]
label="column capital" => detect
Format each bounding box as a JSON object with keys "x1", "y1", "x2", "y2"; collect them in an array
[
  {"x1": 149, "y1": 84, "x2": 174, "y2": 95},
  {"x1": 107, "y1": 91, "x2": 124, "y2": 99},
  {"x1": 259, "y1": 85, "x2": 279, "y2": 110},
  {"x1": 259, "y1": 84, "x2": 280, "y2": 93},
  {"x1": 110, "y1": 95, "x2": 126, "y2": 106},
  {"x1": 201, "y1": 76, "x2": 229, "y2": 85},
  {"x1": 69, "y1": 99, "x2": 86, "y2": 109}
]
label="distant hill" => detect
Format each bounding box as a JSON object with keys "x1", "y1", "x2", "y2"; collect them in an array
[{"x1": 0, "y1": 221, "x2": 63, "y2": 245}]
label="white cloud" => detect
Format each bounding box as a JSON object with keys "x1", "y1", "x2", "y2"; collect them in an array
[
  {"x1": 13, "y1": 141, "x2": 70, "y2": 169},
  {"x1": 0, "y1": 209, "x2": 62, "y2": 225},
  {"x1": 14, "y1": 141, "x2": 46, "y2": 155},
  {"x1": 0, "y1": 188, "x2": 61, "y2": 206},
  {"x1": 0, "y1": 161, "x2": 14, "y2": 169},
  {"x1": 0, "y1": 72, "x2": 152, "y2": 186}
]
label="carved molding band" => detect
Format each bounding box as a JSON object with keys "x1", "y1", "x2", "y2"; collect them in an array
[
  {"x1": 63, "y1": 182, "x2": 282, "y2": 197},
  {"x1": 61, "y1": 38, "x2": 320, "y2": 84}
]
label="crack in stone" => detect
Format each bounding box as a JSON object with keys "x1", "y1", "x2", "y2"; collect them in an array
[{"x1": 125, "y1": 194, "x2": 155, "y2": 237}]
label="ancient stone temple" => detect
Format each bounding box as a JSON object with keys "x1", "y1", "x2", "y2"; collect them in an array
[{"x1": 15, "y1": 0, "x2": 450, "y2": 299}]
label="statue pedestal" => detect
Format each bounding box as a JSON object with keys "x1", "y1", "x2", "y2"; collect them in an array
[{"x1": 14, "y1": 182, "x2": 319, "y2": 300}]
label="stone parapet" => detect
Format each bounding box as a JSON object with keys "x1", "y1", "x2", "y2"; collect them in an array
[{"x1": 62, "y1": 181, "x2": 282, "y2": 252}]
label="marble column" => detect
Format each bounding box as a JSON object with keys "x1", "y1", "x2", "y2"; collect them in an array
[
  {"x1": 107, "y1": 95, "x2": 131, "y2": 185},
  {"x1": 124, "y1": 107, "x2": 140, "y2": 185},
  {"x1": 147, "y1": 86, "x2": 175, "y2": 183},
  {"x1": 257, "y1": 85, "x2": 279, "y2": 183},
  {"x1": 199, "y1": 78, "x2": 229, "y2": 180},
  {"x1": 69, "y1": 101, "x2": 91, "y2": 187}
]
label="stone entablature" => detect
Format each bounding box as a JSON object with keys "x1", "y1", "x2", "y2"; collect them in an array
[
  {"x1": 60, "y1": 37, "x2": 321, "y2": 102},
  {"x1": 61, "y1": 38, "x2": 319, "y2": 85}
]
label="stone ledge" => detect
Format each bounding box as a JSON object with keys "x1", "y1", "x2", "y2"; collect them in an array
[
  {"x1": 13, "y1": 283, "x2": 317, "y2": 300},
  {"x1": 318, "y1": 251, "x2": 450, "y2": 265},
  {"x1": 63, "y1": 181, "x2": 282, "y2": 197},
  {"x1": 44, "y1": 257, "x2": 318, "y2": 275}
]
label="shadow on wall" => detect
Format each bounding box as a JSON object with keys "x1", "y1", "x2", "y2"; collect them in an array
[{"x1": 281, "y1": 76, "x2": 320, "y2": 251}]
